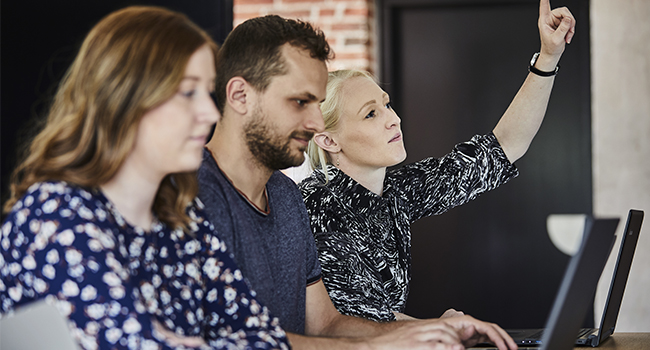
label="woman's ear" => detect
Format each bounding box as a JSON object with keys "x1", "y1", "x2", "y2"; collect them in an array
[
  {"x1": 226, "y1": 77, "x2": 249, "y2": 115},
  {"x1": 313, "y1": 132, "x2": 341, "y2": 153}
]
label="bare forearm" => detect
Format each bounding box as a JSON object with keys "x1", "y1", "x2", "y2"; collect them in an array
[
  {"x1": 393, "y1": 311, "x2": 419, "y2": 321},
  {"x1": 319, "y1": 313, "x2": 408, "y2": 338},
  {"x1": 287, "y1": 331, "x2": 370, "y2": 350},
  {"x1": 493, "y1": 0, "x2": 575, "y2": 164},
  {"x1": 492, "y1": 54, "x2": 558, "y2": 163},
  {"x1": 289, "y1": 318, "x2": 444, "y2": 350}
]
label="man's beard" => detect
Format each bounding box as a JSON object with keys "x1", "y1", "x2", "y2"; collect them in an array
[{"x1": 244, "y1": 107, "x2": 313, "y2": 171}]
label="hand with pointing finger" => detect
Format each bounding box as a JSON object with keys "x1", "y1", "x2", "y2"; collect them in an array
[{"x1": 537, "y1": 0, "x2": 576, "y2": 70}]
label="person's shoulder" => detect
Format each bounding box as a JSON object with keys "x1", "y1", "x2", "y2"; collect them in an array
[
  {"x1": 297, "y1": 170, "x2": 319, "y2": 189},
  {"x1": 197, "y1": 148, "x2": 221, "y2": 182},
  {"x1": 267, "y1": 171, "x2": 306, "y2": 204},
  {"x1": 182, "y1": 198, "x2": 222, "y2": 240},
  {"x1": 269, "y1": 171, "x2": 296, "y2": 186},
  {"x1": 298, "y1": 173, "x2": 339, "y2": 217},
  {"x1": 2, "y1": 181, "x2": 111, "y2": 245},
  {"x1": 6, "y1": 181, "x2": 98, "y2": 215},
  {"x1": 197, "y1": 151, "x2": 229, "y2": 201},
  {"x1": 189, "y1": 197, "x2": 217, "y2": 229},
  {"x1": 297, "y1": 170, "x2": 328, "y2": 196},
  {"x1": 269, "y1": 171, "x2": 308, "y2": 195}
]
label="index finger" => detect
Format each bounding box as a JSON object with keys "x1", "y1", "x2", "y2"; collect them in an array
[
  {"x1": 468, "y1": 321, "x2": 518, "y2": 350},
  {"x1": 539, "y1": 0, "x2": 552, "y2": 18},
  {"x1": 490, "y1": 323, "x2": 519, "y2": 350}
]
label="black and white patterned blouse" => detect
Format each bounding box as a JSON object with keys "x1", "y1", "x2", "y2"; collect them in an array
[
  {"x1": 299, "y1": 133, "x2": 518, "y2": 322},
  {"x1": 0, "y1": 181, "x2": 290, "y2": 349}
]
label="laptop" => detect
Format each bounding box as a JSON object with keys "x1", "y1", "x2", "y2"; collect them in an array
[
  {"x1": 0, "y1": 299, "x2": 81, "y2": 350},
  {"x1": 577, "y1": 209, "x2": 643, "y2": 346},
  {"x1": 474, "y1": 217, "x2": 619, "y2": 350},
  {"x1": 509, "y1": 210, "x2": 643, "y2": 347}
]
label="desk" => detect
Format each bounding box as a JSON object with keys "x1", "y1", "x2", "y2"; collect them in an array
[
  {"x1": 588, "y1": 333, "x2": 649, "y2": 350},
  {"x1": 470, "y1": 333, "x2": 650, "y2": 350}
]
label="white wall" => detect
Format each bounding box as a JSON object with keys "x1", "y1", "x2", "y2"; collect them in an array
[{"x1": 591, "y1": 0, "x2": 650, "y2": 332}]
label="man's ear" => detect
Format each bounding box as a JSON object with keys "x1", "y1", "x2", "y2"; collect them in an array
[
  {"x1": 226, "y1": 77, "x2": 249, "y2": 115},
  {"x1": 313, "y1": 132, "x2": 341, "y2": 153}
]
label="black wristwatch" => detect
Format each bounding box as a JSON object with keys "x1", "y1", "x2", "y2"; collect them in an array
[{"x1": 529, "y1": 52, "x2": 559, "y2": 77}]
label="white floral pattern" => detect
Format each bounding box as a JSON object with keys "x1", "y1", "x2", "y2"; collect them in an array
[{"x1": 1, "y1": 181, "x2": 289, "y2": 349}]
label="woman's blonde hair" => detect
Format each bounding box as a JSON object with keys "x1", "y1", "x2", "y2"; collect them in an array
[
  {"x1": 306, "y1": 69, "x2": 377, "y2": 181},
  {"x1": 4, "y1": 6, "x2": 218, "y2": 230}
]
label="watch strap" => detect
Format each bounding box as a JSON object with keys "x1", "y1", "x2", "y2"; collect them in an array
[{"x1": 529, "y1": 52, "x2": 559, "y2": 77}]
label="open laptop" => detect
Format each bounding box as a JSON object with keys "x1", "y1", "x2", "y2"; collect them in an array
[
  {"x1": 576, "y1": 209, "x2": 643, "y2": 346},
  {"x1": 0, "y1": 299, "x2": 81, "y2": 350},
  {"x1": 474, "y1": 217, "x2": 619, "y2": 350},
  {"x1": 509, "y1": 210, "x2": 643, "y2": 347}
]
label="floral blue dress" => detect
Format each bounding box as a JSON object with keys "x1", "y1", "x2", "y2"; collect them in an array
[{"x1": 0, "y1": 181, "x2": 290, "y2": 349}]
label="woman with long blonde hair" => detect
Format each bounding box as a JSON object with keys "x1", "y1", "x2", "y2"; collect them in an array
[{"x1": 1, "y1": 6, "x2": 289, "y2": 349}]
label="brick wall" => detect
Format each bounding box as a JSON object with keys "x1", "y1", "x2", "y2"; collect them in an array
[{"x1": 234, "y1": 0, "x2": 377, "y2": 74}]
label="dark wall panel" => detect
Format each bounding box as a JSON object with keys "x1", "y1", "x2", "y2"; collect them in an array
[{"x1": 380, "y1": 0, "x2": 591, "y2": 328}]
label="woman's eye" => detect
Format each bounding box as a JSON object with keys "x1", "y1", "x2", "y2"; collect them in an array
[
  {"x1": 365, "y1": 110, "x2": 376, "y2": 119},
  {"x1": 386, "y1": 102, "x2": 392, "y2": 109},
  {"x1": 296, "y1": 99, "x2": 307, "y2": 107},
  {"x1": 179, "y1": 90, "x2": 196, "y2": 98}
]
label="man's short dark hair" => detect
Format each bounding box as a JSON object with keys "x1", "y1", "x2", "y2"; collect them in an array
[{"x1": 215, "y1": 15, "x2": 332, "y2": 113}]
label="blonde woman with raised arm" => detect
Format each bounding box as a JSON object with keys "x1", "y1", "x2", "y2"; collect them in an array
[{"x1": 300, "y1": 0, "x2": 575, "y2": 324}]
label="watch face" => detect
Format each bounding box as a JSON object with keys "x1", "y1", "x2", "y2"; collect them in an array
[{"x1": 530, "y1": 52, "x2": 540, "y2": 66}]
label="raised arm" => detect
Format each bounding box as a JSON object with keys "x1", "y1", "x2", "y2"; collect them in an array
[{"x1": 492, "y1": 0, "x2": 576, "y2": 163}]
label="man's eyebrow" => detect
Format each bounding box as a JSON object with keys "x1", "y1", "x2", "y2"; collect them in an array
[
  {"x1": 357, "y1": 99, "x2": 376, "y2": 115},
  {"x1": 292, "y1": 92, "x2": 319, "y2": 101}
]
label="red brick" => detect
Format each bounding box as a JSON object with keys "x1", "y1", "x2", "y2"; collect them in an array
[
  {"x1": 234, "y1": 0, "x2": 376, "y2": 72},
  {"x1": 276, "y1": 10, "x2": 312, "y2": 19},
  {"x1": 319, "y1": 9, "x2": 336, "y2": 17},
  {"x1": 333, "y1": 52, "x2": 369, "y2": 60},
  {"x1": 332, "y1": 23, "x2": 366, "y2": 31},
  {"x1": 234, "y1": 12, "x2": 263, "y2": 21},
  {"x1": 344, "y1": 8, "x2": 369, "y2": 16}
]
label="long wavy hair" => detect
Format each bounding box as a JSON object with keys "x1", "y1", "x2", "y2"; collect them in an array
[
  {"x1": 306, "y1": 69, "x2": 377, "y2": 182},
  {"x1": 4, "y1": 6, "x2": 218, "y2": 230}
]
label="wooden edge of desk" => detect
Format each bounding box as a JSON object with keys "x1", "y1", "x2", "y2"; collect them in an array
[{"x1": 469, "y1": 333, "x2": 649, "y2": 350}]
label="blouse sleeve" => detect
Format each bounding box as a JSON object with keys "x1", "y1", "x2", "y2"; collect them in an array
[{"x1": 388, "y1": 133, "x2": 519, "y2": 223}]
